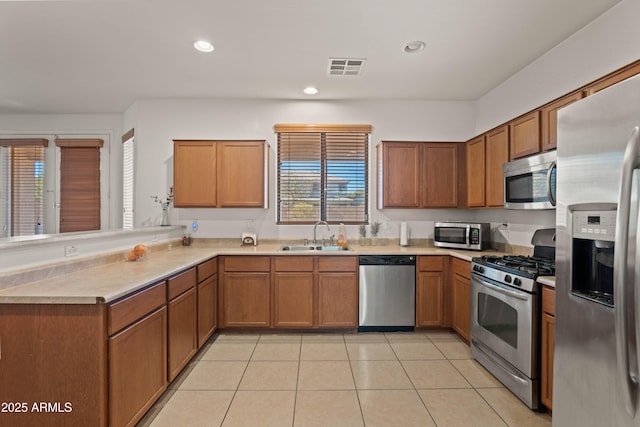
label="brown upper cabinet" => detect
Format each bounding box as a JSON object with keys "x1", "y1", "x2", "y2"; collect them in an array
[
  {"x1": 585, "y1": 61, "x2": 640, "y2": 96},
  {"x1": 466, "y1": 135, "x2": 486, "y2": 208},
  {"x1": 173, "y1": 140, "x2": 268, "y2": 208},
  {"x1": 509, "y1": 111, "x2": 541, "y2": 160},
  {"x1": 466, "y1": 126, "x2": 509, "y2": 208},
  {"x1": 540, "y1": 91, "x2": 584, "y2": 152},
  {"x1": 377, "y1": 141, "x2": 463, "y2": 209}
]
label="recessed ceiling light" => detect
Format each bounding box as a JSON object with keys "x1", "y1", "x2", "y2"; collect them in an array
[
  {"x1": 194, "y1": 40, "x2": 214, "y2": 53},
  {"x1": 303, "y1": 86, "x2": 318, "y2": 95},
  {"x1": 403, "y1": 41, "x2": 426, "y2": 53}
]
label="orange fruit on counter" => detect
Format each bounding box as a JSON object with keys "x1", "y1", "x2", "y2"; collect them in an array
[{"x1": 133, "y1": 244, "x2": 148, "y2": 258}]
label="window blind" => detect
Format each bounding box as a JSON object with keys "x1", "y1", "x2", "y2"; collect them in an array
[
  {"x1": 122, "y1": 132, "x2": 135, "y2": 229},
  {"x1": 55, "y1": 138, "x2": 102, "y2": 233},
  {"x1": 275, "y1": 124, "x2": 370, "y2": 224},
  {"x1": 0, "y1": 138, "x2": 48, "y2": 237}
]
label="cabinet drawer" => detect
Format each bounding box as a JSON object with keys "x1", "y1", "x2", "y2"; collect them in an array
[
  {"x1": 451, "y1": 258, "x2": 471, "y2": 279},
  {"x1": 319, "y1": 256, "x2": 357, "y2": 272},
  {"x1": 197, "y1": 258, "x2": 217, "y2": 282},
  {"x1": 418, "y1": 256, "x2": 444, "y2": 271},
  {"x1": 108, "y1": 281, "x2": 167, "y2": 336},
  {"x1": 167, "y1": 267, "x2": 197, "y2": 300},
  {"x1": 223, "y1": 256, "x2": 271, "y2": 272},
  {"x1": 542, "y1": 285, "x2": 555, "y2": 316},
  {"x1": 274, "y1": 256, "x2": 314, "y2": 272}
]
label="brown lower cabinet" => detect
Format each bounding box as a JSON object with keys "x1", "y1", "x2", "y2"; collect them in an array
[
  {"x1": 274, "y1": 256, "x2": 315, "y2": 327},
  {"x1": 416, "y1": 256, "x2": 446, "y2": 327},
  {"x1": 317, "y1": 256, "x2": 358, "y2": 328},
  {"x1": 541, "y1": 285, "x2": 555, "y2": 410},
  {"x1": 220, "y1": 256, "x2": 272, "y2": 328},
  {"x1": 167, "y1": 287, "x2": 198, "y2": 381},
  {"x1": 109, "y1": 306, "x2": 168, "y2": 427},
  {"x1": 451, "y1": 258, "x2": 471, "y2": 341},
  {"x1": 166, "y1": 268, "x2": 198, "y2": 382},
  {"x1": 222, "y1": 255, "x2": 358, "y2": 329},
  {"x1": 197, "y1": 275, "x2": 218, "y2": 347}
]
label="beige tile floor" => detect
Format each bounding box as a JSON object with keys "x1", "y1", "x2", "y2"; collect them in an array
[{"x1": 138, "y1": 331, "x2": 552, "y2": 427}]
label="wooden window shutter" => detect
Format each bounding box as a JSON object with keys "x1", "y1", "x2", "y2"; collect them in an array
[{"x1": 56, "y1": 138, "x2": 102, "y2": 233}]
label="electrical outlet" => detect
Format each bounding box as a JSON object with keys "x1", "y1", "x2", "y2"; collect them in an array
[{"x1": 65, "y1": 245, "x2": 79, "y2": 257}]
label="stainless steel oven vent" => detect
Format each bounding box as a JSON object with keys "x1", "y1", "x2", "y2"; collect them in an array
[{"x1": 328, "y1": 58, "x2": 366, "y2": 76}]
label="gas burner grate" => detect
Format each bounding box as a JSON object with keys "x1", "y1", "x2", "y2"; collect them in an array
[{"x1": 479, "y1": 255, "x2": 555, "y2": 277}]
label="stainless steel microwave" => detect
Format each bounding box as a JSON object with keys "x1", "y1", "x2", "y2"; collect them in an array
[
  {"x1": 503, "y1": 151, "x2": 557, "y2": 209},
  {"x1": 433, "y1": 222, "x2": 490, "y2": 251}
]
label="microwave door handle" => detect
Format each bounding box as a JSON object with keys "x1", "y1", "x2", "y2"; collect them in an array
[
  {"x1": 465, "y1": 225, "x2": 471, "y2": 248},
  {"x1": 614, "y1": 126, "x2": 640, "y2": 417},
  {"x1": 546, "y1": 161, "x2": 556, "y2": 207}
]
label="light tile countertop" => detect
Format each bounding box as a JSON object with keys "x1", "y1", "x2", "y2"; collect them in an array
[{"x1": 0, "y1": 239, "x2": 521, "y2": 305}]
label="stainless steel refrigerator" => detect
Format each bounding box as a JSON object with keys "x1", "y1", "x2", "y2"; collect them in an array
[{"x1": 555, "y1": 73, "x2": 640, "y2": 426}]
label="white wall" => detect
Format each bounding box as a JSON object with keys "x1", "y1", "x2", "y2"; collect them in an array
[
  {"x1": 475, "y1": 0, "x2": 640, "y2": 134},
  {"x1": 132, "y1": 98, "x2": 482, "y2": 244}
]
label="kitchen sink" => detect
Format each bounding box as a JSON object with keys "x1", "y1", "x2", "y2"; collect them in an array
[{"x1": 278, "y1": 245, "x2": 350, "y2": 251}]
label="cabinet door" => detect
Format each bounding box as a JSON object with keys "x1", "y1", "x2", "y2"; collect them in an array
[
  {"x1": 168, "y1": 287, "x2": 198, "y2": 382},
  {"x1": 541, "y1": 312, "x2": 555, "y2": 410},
  {"x1": 217, "y1": 140, "x2": 266, "y2": 207},
  {"x1": 423, "y1": 143, "x2": 459, "y2": 207},
  {"x1": 485, "y1": 125, "x2": 509, "y2": 208},
  {"x1": 197, "y1": 274, "x2": 217, "y2": 348},
  {"x1": 223, "y1": 272, "x2": 271, "y2": 327},
  {"x1": 452, "y1": 274, "x2": 471, "y2": 341},
  {"x1": 541, "y1": 91, "x2": 583, "y2": 151},
  {"x1": 416, "y1": 271, "x2": 444, "y2": 326},
  {"x1": 173, "y1": 140, "x2": 216, "y2": 207},
  {"x1": 109, "y1": 306, "x2": 167, "y2": 427},
  {"x1": 379, "y1": 142, "x2": 421, "y2": 208},
  {"x1": 509, "y1": 111, "x2": 541, "y2": 160},
  {"x1": 274, "y1": 272, "x2": 314, "y2": 327},
  {"x1": 466, "y1": 136, "x2": 486, "y2": 207},
  {"x1": 318, "y1": 272, "x2": 358, "y2": 327}
]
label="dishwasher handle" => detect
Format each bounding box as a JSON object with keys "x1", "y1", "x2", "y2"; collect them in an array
[{"x1": 358, "y1": 255, "x2": 416, "y2": 265}]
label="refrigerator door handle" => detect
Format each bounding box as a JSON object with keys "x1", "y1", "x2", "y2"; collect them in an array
[
  {"x1": 614, "y1": 126, "x2": 640, "y2": 417},
  {"x1": 546, "y1": 161, "x2": 556, "y2": 207}
]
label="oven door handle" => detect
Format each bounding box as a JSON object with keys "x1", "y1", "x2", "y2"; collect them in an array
[
  {"x1": 475, "y1": 276, "x2": 529, "y2": 301},
  {"x1": 614, "y1": 126, "x2": 640, "y2": 417}
]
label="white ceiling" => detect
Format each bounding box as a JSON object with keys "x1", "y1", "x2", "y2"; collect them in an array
[{"x1": 0, "y1": 0, "x2": 621, "y2": 114}]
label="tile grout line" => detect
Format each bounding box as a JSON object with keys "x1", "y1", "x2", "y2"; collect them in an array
[
  {"x1": 291, "y1": 333, "x2": 302, "y2": 427},
  {"x1": 217, "y1": 333, "x2": 260, "y2": 427}
]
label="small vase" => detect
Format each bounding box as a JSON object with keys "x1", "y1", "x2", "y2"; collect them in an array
[{"x1": 160, "y1": 207, "x2": 169, "y2": 226}]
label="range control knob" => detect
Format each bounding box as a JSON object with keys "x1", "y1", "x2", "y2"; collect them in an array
[
  {"x1": 504, "y1": 274, "x2": 512, "y2": 283},
  {"x1": 514, "y1": 278, "x2": 522, "y2": 287},
  {"x1": 473, "y1": 265, "x2": 484, "y2": 274}
]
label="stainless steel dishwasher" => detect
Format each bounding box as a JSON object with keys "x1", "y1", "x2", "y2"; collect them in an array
[{"x1": 358, "y1": 255, "x2": 416, "y2": 332}]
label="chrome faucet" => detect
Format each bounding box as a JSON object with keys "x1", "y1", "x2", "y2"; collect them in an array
[{"x1": 313, "y1": 221, "x2": 330, "y2": 246}]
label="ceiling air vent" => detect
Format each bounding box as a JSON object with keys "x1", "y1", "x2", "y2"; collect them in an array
[{"x1": 328, "y1": 58, "x2": 366, "y2": 76}]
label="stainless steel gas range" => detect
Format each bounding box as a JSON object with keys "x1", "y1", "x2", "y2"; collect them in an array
[{"x1": 469, "y1": 229, "x2": 555, "y2": 410}]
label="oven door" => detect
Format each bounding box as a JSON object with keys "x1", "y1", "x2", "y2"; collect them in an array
[{"x1": 470, "y1": 272, "x2": 538, "y2": 377}]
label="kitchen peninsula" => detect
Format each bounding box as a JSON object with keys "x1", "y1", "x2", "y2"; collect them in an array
[{"x1": 0, "y1": 234, "x2": 509, "y2": 427}]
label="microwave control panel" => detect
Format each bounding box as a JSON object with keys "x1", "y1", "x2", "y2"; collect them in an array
[
  {"x1": 470, "y1": 228, "x2": 480, "y2": 244},
  {"x1": 572, "y1": 210, "x2": 616, "y2": 241}
]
